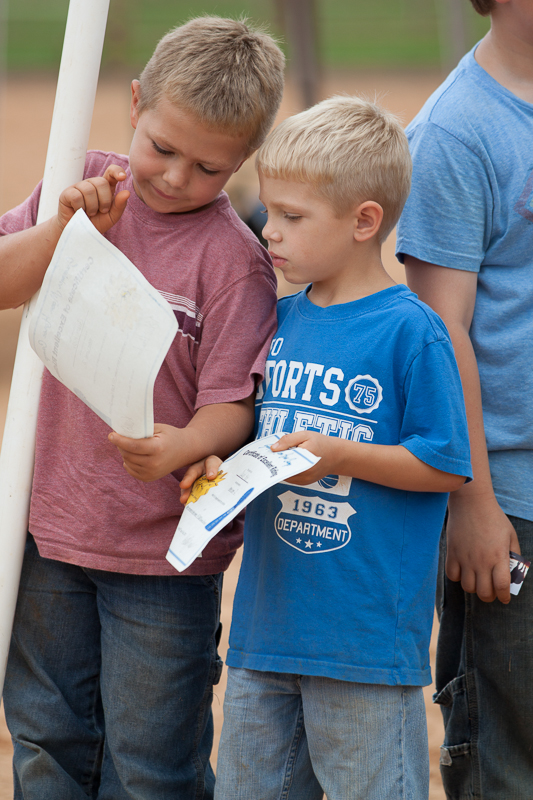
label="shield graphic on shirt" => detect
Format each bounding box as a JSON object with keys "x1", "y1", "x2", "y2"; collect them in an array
[{"x1": 274, "y1": 490, "x2": 356, "y2": 554}]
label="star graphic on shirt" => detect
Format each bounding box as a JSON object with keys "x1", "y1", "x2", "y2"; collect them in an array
[
  {"x1": 305, "y1": 540, "x2": 313, "y2": 548},
  {"x1": 316, "y1": 542, "x2": 322, "y2": 548},
  {"x1": 296, "y1": 538, "x2": 302, "y2": 544}
]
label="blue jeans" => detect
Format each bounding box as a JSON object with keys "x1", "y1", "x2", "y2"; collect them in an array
[
  {"x1": 215, "y1": 667, "x2": 429, "y2": 800},
  {"x1": 3, "y1": 535, "x2": 223, "y2": 800},
  {"x1": 435, "y1": 515, "x2": 533, "y2": 799}
]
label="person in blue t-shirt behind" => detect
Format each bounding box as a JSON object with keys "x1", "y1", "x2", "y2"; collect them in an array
[
  {"x1": 181, "y1": 96, "x2": 472, "y2": 800},
  {"x1": 396, "y1": 1, "x2": 533, "y2": 797}
]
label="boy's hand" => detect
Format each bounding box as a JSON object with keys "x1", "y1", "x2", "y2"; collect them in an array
[
  {"x1": 179, "y1": 456, "x2": 223, "y2": 504},
  {"x1": 57, "y1": 164, "x2": 130, "y2": 234},
  {"x1": 109, "y1": 424, "x2": 186, "y2": 482},
  {"x1": 271, "y1": 431, "x2": 337, "y2": 485}
]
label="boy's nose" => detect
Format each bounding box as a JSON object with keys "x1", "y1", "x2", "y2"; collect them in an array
[
  {"x1": 164, "y1": 161, "x2": 191, "y2": 190},
  {"x1": 262, "y1": 221, "x2": 281, "y2": 242}
]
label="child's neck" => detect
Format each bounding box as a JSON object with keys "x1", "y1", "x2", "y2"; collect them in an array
[
  {"x1": 307, "y1": 249, "x2": 395, "y2": 308},
  {"x1": 476, "y1": 14, "x2": 533, "y2": 104}
]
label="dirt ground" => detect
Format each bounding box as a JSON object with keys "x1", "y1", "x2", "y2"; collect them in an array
[{"x1": 0, "y1": 69, "x2": 447, "y2": 798}]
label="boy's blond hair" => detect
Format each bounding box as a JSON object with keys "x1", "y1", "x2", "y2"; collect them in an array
[
  {"x1": 138, "y1": 16, "x2": 285, "y2": 153},
  {"x1": 257, "y1": 95, "x2": 412, "y2": 243}
]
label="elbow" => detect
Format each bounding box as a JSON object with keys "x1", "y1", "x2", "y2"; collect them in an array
[{"x1": 445, "y1": 474, "x2": 467, "y2": 492}]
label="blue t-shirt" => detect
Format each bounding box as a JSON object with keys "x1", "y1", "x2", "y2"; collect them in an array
[
  {"x1": 226, "y1": 286, "x2": 471, "y2": 687},
  {"x1": 396, "y1": 46, "x2": 533, "y2": 522}
]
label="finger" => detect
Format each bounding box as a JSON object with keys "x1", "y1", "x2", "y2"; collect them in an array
[
  {"x1": 205, "y1": 455, "x2": 223, "y2": 480},
  {"x1": 473, "y1": 571, "x2": 496, "y2": 603},
  {"x1": 122, "y1": 461, "x2": 156, "y2": 483},
  {"x1": 179, "y1": 463, "x2": 206, "y2": 490},
  {"x1": 180, "y1": 486, "x2": 192, "y2": 504},
  {"x1": 102, "y1": 164, "x2": 127, "y2": 191},
  {"x1": 109, "y1": 431, "x2": 130, "y2": 449},
  {"x1": 109, "y1": 432, "x2": 156, "y2": 456},
  {"x1": 76, "y1": 179, "x2": 112, "y2": 217},
  {"x1": 121, "y1": 453, "x2": 151, "y2": 469},
  {"x1": 122, "y1": 460, "x2": 141, "y2": 479},
  {"x1": 444, "y1": 553, "x2": 461, "y2": 583},
  {"x1": 92, "y1": 178, "x2": 116, "y2": 215},
  {"x1": 459, "y1": 566, "x2": 477, "y2": 595},
  {"x1": 492, "y1": 559, "x2": 511, "y2": 605},
  {"x1": 61, "y1": 179, "x2": 106, "y2": 217},
  {"x1": 271, "y1": 432, "x2": 306, "y2": 451},
  {"x1": 59, "y1": 185, "x2": 90, "y2": 215}
]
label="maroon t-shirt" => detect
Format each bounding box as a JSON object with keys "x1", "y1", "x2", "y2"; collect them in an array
[{"x1": 1, "y1": 150, "x2": 277, "y2": 575}]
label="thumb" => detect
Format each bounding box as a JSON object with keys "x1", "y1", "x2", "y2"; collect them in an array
[
  {"x1": 271, "y1": 432, "x2": 306, "y2": 452},
  {"x1": 109, "y1": 190, "x2": 130, "y2": 224}
]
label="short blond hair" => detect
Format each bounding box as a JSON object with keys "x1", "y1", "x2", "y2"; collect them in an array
[
  {"x1": 257, "y1": 95, "x2": 412, "y2": 242},
  {"x1": 137, "y1": 16, "x2": 285, "y2": 153}
]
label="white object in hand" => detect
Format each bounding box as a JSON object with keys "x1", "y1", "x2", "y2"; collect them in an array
[
  {"x1": 29, "y1": 209, "x2": 178, "y2": 439},
  {"x1": 167, "y1": 434, "x2": 320, "y2": 572}
]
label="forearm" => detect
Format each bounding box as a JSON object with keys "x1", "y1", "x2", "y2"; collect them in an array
[
  {"x1": 405, "y1": 256, "x2": 518, "y2": 600},
  {"x1": 177, "y1": 398, "x2": 255, "y2": 468},
  {"x1": 444, "y1": 319, "x2": 497, "y2": 506},
  {"x1": 109, "y1": 395, "x2": 255, "y2": 481},
  {"x1": 0, "y1": 217, "x2": 63, "y2": 309},
  {"x1": 339, "y1": 441, "x2": 465, "y2": 492},
  {"x1": 273, "y1": 431, "x2": 465, "y2": 492}
]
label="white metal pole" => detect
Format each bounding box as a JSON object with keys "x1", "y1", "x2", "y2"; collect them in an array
[{"x1": 0, "y1": 0, "x2": 110, "y2": 694}]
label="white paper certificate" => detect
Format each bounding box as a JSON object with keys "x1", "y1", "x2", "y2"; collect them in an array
[
  {"x1": 29, "y1": 209, "x2": 178, "y2": 438},
  {"x1": 166, "y1": 434, "x2": 321, "y2": 572}
]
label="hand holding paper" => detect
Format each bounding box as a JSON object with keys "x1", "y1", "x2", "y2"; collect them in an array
[
  {"x1": 57, "y1": 164, "x2": 130, "y2": 234},
  {"x1": 166, "y1": 434, "x2": 321, "y2": 572}
]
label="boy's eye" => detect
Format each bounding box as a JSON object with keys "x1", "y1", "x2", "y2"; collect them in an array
[
  {"x1": 199, "y1": 164, "x2": 220, "y2": 176},
  {"x1": 284, "y1": 213, "x2": 301, "y2": 221},
  {"x1": 152, "y1": 141, "x2": 173, "y2": 156}
]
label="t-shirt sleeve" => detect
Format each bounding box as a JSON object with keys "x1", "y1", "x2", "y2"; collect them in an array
[
  {"x1": 396, "y1": 122, "x2": 493, "y2": 272},
  {"x1": 0, "y1": 151, "x2": 123, "y2": 237},
  {"x1": 0, "y1": 182, "x2": 42, "y2": 235},
  {"x1": 193, "y1": 268, "x2": 277, "y2": 409},
  {"x1": 399, "y1": 338, "x2": 473, "y2": 479}
]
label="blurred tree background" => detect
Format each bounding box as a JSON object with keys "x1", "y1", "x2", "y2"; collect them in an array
[{"x1": 7, "y1": 0, "x2": 489, "y2": 75}]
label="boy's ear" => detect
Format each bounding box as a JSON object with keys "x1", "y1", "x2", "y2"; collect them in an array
[
  {"x1": 130, "y1": 80, "x2": 142, "y2": 129},
  {"x1": 353, "y1": 201, "x2": 383, "y2": 243}
]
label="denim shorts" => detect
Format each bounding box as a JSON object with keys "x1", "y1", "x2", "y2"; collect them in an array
[
  {"x1": 214, "y1": 666, "x2": 429, "y2": 800},
  {"x1": 435, "y1": 515, "x2": 533, "y2": 800},
  {"x1": 3, "y1": 535, "x2": 223, "y2": 800}
]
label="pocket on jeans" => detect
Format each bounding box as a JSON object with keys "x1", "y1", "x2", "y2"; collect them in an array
[
  {"x1": 434, "y1": 674, "x2": 472, "y2": 772},
  {"x1": 213, "y1": 654, "x2": 223, "y2": 686},
  {"x1": 200, "y1": 573, "x2": 222, "y2": 595}
]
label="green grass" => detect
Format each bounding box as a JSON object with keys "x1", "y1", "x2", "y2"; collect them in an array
[
  {"x1": 319, "y1": 0, "x2": 489, "y2": 67},
  {"x1": 6, "y1": 0, "x2": 490, "y2": 71}
]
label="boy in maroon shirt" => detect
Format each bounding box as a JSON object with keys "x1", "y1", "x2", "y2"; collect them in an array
[{"x1": 0, "y1": 17, "x2": 284, "y2": 799}]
